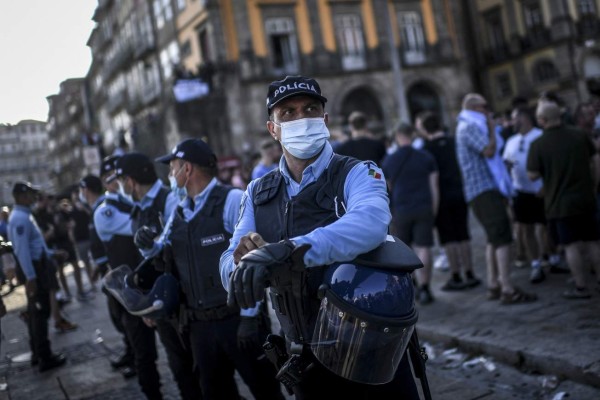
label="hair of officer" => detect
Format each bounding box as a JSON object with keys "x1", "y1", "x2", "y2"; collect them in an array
[
  {"x1": 349, "y1": 111, "x2": 368, "y2": 130},
  {"x1": 536, "y1": 101, "x2": 562, "y2": 125},
  {"x1": 462, "y1": 93, "x2": 486, "y2": 110},
  {"x1": 133, "y1": 168, "x2": 158, "y2": 185},
  {"x1": 394, "y1": 122, "x2": 415, "y2": 138},
  {"x1": 420, "y1": 112, "x2": 442, "y2": 134}
]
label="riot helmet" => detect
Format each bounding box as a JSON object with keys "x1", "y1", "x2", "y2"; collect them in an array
[
  {"x1": 103, "y1": 264, "x2": 179, "y2": 319},
  {"x1": 310, "y1": 235, "x2": 422, "y2": 385}
]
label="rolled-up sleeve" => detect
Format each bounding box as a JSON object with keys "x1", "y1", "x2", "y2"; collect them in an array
[{"x1": 292, "y1": 161, "x2": 391, "y2": 267}]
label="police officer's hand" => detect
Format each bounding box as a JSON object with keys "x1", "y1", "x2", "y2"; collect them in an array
[
  {"x1": 134, "y1": 226, "x2": 157, "y2": 250},
  {"x1": 142, "y1": 317, "x2": 157, "y2": 328},
  {"x1": 233, "y1": 232, "x2": 267, "y2": 264},
  {"x1": 53, "y1": 249, "x2": 68, "y2": 263},
  {"x1": 227, "y1": 240, "x2": 311, "y2": 309},
  {"x1": 237, "y1": 316, "x2": 262, "y2": 351},
  {"x1": 25, "y1": 279, "x2": 37, "y2": 298}
]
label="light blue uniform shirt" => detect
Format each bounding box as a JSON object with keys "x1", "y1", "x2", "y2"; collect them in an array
[
  {"x1": 219, "y1": 141, "x2": 391, "y2": 289},
  {"x1": 90, "y1": 194, "x2": 108, "y2": 265},
  {"x1": 134, "y1": 180, "x2": 179, "y2": 225},
  {"x1": 143, "y1": 178, "x2": 259, "y2": 316},
  {"x1": 8, "y1": 205, "x2": 53, "y2": 280},
  {"x1": 94, "y1": 192, "x2": 135, "y2": 243}
]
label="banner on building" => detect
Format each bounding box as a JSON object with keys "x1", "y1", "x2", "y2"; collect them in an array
[
  {"x1": 83, "y1": 145, "x2": 101, "y2": 168},
  {"x1": 173, "y1": 79, "x2": 210, "y2": 102}
]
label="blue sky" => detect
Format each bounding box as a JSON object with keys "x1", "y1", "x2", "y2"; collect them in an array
[{"x1": 0, "y1": 0, "x2": 97, "y2": 124}]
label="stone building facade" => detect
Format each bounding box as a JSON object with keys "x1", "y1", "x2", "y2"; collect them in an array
[{"x1": 0, "y1": 121, "x2": 50, "y2": 205}]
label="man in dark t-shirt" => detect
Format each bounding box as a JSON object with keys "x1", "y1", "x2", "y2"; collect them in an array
[
  {"x1": 527, "y1": 101, "x2": 600, "y2": 299},
  {"x1": 336, "y1": 111, "x2": 387, "y2": 165},
  {"x1": 417, "y1": 112, "x2": 480, "y2": 291},
  {"x1": 382, "y1": 123, "x2": 438, "y2": 304}
]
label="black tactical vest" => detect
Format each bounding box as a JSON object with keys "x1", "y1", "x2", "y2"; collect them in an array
[
  {"x1": 169, "y1": 184, "x2": 233, "y2": 310},
  {"x1": 104, "y1": 198, "x2": 142, "y2": 270},
  {"x1": 130, "y1": 186, "x2": 169, "y2": 234},
  {"x1": 253, "y1": 154, "x2": 360, "y2": 343}
]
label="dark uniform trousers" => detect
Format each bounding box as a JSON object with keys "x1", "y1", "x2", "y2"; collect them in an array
[
  {"x1": 106, "y1": 292, "x2": 135, "y2": 363},
  {"x1": 188, "y1": 313, "x2": 283, "y2": 400},
  {"x1": 28, "y1": 259, "x2": 53, "y2": 362},
  {"x1": 155, "y1": 319, "x2": 200, "y2": 400}
]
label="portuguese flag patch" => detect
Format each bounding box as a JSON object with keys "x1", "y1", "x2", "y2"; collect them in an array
[{"x1": 368, "y1": 168, "x2": 381, "y2": 179}]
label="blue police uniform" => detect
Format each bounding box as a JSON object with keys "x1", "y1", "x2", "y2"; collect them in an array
[
  {"x1": 148, "y1": 177, "x2": 283, "y2": 400},
  {"x1": 8, "y1": 205, "x2": 58, "y2": 365},
  {"x1": 95, "y1": 192, "x2": 163, "y2": 400},
  {"x1": 220, "y1": 142, "x2": 420, "y2": 399},
  {"x1": 130, "y1": 180, "x2": 201, "y2": 400}
]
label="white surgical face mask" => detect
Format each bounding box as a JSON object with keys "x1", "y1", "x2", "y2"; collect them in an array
[
  {"x1": 169, "y1": 165, "x2": 188, "y2": 199},
  {"x1": 78, "y1": 191, "x2": 87, "y2": 205},
  {"x1": 117, "y1": 180, "x2": 133, "y2": 203},
  {"x1": 275, "y1": 117, "x2": 330, "y2": 160}
]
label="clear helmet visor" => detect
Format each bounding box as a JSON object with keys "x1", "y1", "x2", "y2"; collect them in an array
[
  {"x1": 103, "y1": 265, "x2": 175, "y2": 318},
  {"x1": 310, "y1": 296, "x2": 415, "y2": 385}
]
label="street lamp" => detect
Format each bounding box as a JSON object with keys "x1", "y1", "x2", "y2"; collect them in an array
[{"x1": 384, "y1": 1, "x2": 411, "y2": 123}]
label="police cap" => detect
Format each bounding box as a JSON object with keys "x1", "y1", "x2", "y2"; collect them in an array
[
  {"x1": 155, "y1": 138, "x2": 217, "y2": 168},
  {"x1": 266, "y1": 75, "x2": 327, "y2": 114}
]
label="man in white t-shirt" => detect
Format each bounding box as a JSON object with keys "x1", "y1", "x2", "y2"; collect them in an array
[{"x1": 503, "y1": 107, "x2": 546, "y2": 283}]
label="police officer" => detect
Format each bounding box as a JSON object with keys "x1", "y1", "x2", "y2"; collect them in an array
[
  {"x1": 110, "y1": 152, "x2": 201, "y2": 400},
  {"x1": 136, "y1": 138, "x2": 284, "y2": 400},
  {"x1": 8, "y1": 182, "x2": 67, "y2": 372},
  {"x1": 79, "y1": 167, "x2": 136, "y2": 379},
  {"x1": 220, "y1": 76, "x2": 421, "y2": 398},
  {"x1": 94, "y1": 159, "x2": 163, "y2": 399}
]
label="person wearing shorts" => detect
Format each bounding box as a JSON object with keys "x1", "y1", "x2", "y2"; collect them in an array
[{"x1": 383, "y1": 123, "x2": 438, "y2": 304}]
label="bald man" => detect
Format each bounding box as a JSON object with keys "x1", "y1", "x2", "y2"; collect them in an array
[{"x1": 527, "y1": 101, "x2": 600, "y2": 299}]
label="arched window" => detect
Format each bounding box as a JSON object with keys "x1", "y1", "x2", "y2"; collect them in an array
[{"x1": 533, "y1": 59, "x2": 559, "y2": 83}]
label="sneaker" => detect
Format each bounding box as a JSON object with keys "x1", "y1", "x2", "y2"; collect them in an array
[
  {"x1": 562, "y1": 287, "x2": 591, "y2": 299},
  {"x1": 417, "y1": 287, "x2": 434, "y2": 305},
  {"x1": 464, "y1": 276, "x2": 482, "y2": 288},
  {"x1": 530, "y1": 267, "x2": 546, "y2": 284},
  {"x1": 76, "y1": 291, "x2": 94, "y2": 302},
  {"x1": 39, "y1": 353, "x2": 67, "y2": 373},
  {"x1": 487, "y1": 286, "x2": 501, "y2": 300},
  {"x1": 514, "y1": 258, "x2": 528, "y2": 269},
  {"x1": 500, "y1": 287, "x2": 537, "y2": 305},
  {"x1": 550, "y1": 264, "x2": 570, "y2": 274},
  {"x1": 55, "y1": 318, "x2": 78, "y2": 333},
  {"x1": 433, "y1": 254, "x2": 449, "y2": 271},
  {"x1": 441, "y1": 279, "x2": 467, "y2": 291},
  {"x1": 110, "y1": 354, "x2": 134, "y2": 370}
]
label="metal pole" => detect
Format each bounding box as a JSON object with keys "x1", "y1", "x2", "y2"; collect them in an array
[{"x1": 384, "y1": 1, "x2": 411, "y2": 123}]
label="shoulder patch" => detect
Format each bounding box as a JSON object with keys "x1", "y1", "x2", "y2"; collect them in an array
[{"x1": 16, "y1": 225, "x2": 25, "y2": 235}]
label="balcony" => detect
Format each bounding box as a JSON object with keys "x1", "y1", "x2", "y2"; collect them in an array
[
  {"x1": 133, "y1": 35, "x2": 155, "y2": 59},
  {"x1": 102, "y1": 43, "x2": 133, "y2": 82},
  {"x1": 142, "y1": 84, "x2": 160, "y2": 106},
  {"x1": 577, "y1": 15, "x2": 600, "y2": 41},
  {"x1": 520, "y1": 26, "x2": 552, "y2": 51},
  {"x1": 106, "y1": 90, "x2": 126, "y2": 114},
  {"x1": 482, "y1": 43, "x2": 510, "y2": 65}
]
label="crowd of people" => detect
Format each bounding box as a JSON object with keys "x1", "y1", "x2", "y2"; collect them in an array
[{"x1": 0, "y1": 75, "x2": 599, "y2": 399}]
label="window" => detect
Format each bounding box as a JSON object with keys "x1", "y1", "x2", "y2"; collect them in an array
[
  {"x1": 495, "y1": 73, "x2": 512, "y2": 99},
  {"x1": 523, "y1": 2, "x2": 543, "y2": 29},
  {"x1": 334, "y1": 14, "x2": 366, "y2": 71},
  {"x1": 265, "y1": 18, "x2": 299, "y2": 74},
  {"x1": 485, "y1": 9, "x2": 506, "y2": 51},
  {"x1": 578, "y1": 0, "x2": 597, "y2": 15},
  {"x1": 153, "y1": 0, "x2": 173, "y2": 30},
  {"x1": 160, "y1": 41, "x2": 180, "y2": 79},
  {"x1": 397, "y1": 12, "x2": 426, "y2": 64},
  {"x1": 533, "y1": 59, "x2": 559, "y2": 83},
  {"x1": 181, "y1": 40, "x2": 192, "y2": 58},
  {"x1": 196, "y1": 25, "x2": 212, "y2": 64}
]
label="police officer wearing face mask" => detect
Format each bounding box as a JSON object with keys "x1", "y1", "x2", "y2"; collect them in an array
[
  {"x1": 137, "y1": 138, "x2": 284, "y2": 400},
  {"x1": 109, "y1": 152, "x2": 201, "y2": 400},
  {"x1": 220, "y1": 76, "x2": 421, "y2": 399},
  {"x1": 94, "y1": 157, "x2": 164, "y2": 399},
  {"x1": 79, "y1": 167, "x2": 136, "y2": 379},
  {"x1": 8, "y1": 182, "x2": 67, "y2": 372}
]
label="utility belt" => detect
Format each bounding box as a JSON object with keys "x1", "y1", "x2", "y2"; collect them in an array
[
  {"x1": 180, "y1": 304, "x2": 238, "y2": 324},
  {"x1": 263, "y1": 334, "x2": 314, "y2": 395}
]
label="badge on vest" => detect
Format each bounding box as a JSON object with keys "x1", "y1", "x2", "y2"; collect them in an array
[{"x1": 201, "y1": 234, "x2": 225, "y2": 246}]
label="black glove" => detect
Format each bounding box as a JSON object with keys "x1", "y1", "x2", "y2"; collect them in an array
[
  {"x1": 227, "y1": 240, "x2": 310, "y2": 309},
  {"x1": 134, "y1": 226, "x2": 157, "y2": 250},
  {"x1": 237, "y1": 316, "x2": 262, "y2": 351}
]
